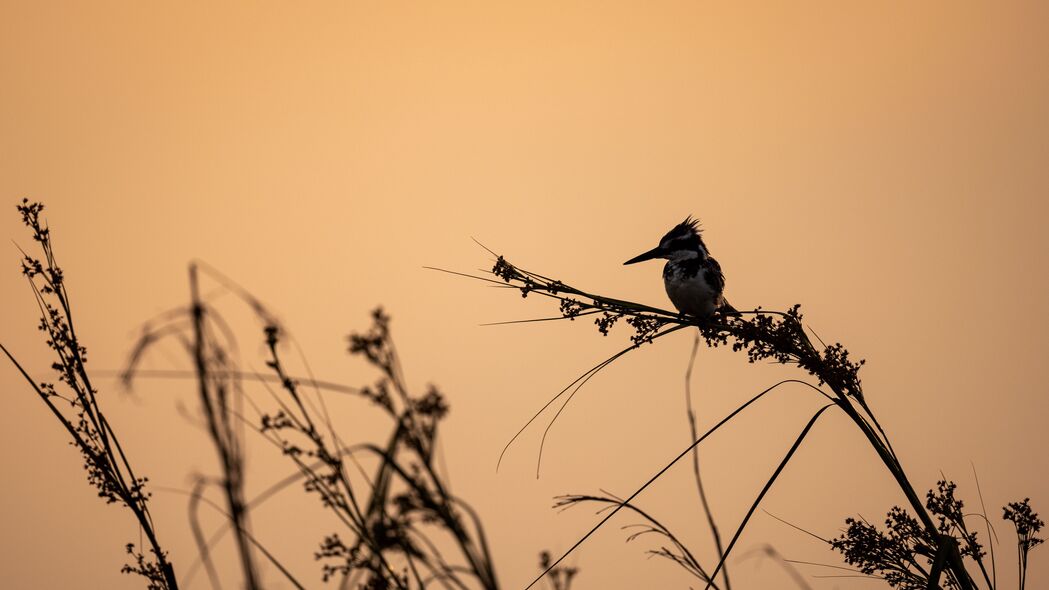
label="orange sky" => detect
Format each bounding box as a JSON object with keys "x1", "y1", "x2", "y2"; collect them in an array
[{"x1": 2, "y1": 2, "x2": 1048, "y2": 589}]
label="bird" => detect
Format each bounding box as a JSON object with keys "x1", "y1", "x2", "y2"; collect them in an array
[{"x1": 623, "y1": 216, "x2": 736, "y2": 318}]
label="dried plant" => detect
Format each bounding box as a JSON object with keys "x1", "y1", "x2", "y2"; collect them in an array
[
  {"x1": 1003, "y1": 498, "x2": 1044, "y2": 590},
  {"x1": 122, "y1": 259, "x2": 293, "y2": 589},
  {"x1": 6, "y1": 200, "x2": 515, "y2": 589},
  {"x1": 8, "y1": 199, "x2": 1038, "y2": 590},
  {"x1": 436, "y1": 249, "x2": 1042, "y2": 590},
  {"x1": 553, "y1": 492, "x2": 714, "y2": 586},
  {"x1": 122, "y1": 265, "x2": 507, "y2": 587},
  {"x1": 537, "y1": 550, "x2": 577, "y2": 590},
  {"x1": 258, "y1": 308, "x2": 502, "y2": 589},
  {"x1": 2, "y1": 200, "x2": 178, "y2": 589}
]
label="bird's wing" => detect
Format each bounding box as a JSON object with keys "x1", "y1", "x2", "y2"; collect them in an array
[
  {"x1": 705, "y1": 256, "x2": 737, "y2": 313},
  {"x1": 703, "y1": 256, "x2": 726, "y2": 294}
]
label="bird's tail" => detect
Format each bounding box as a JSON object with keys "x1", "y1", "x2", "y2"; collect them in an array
[{"x1": 717, "y1": 298, "x2": 739, "y2": 316}]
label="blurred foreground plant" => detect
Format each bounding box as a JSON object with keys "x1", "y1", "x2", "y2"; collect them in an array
[
  {"x1": 5, "y1": 201, "x2": 577, "y2": 590},
  {"x1": 258, "y1": 308, "x2": 501, "y2": 589},
  {"x1": 123, "y1": 269, "x2": 507, "y2": 588}
]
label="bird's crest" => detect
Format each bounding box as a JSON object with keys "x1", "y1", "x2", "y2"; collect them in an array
[{"x1": 660, "y1": 216, "x2": 702, "y2": 245}]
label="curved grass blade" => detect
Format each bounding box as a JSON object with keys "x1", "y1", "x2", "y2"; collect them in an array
[
  {"x1": 525, "y1": 379, "x2": 826, "y2": 590},
  {"x1": 702, "y1": 404, "x2": 835, "y2": 590}
]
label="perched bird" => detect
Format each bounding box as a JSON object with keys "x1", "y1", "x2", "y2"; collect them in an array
[{"x1": 624, "y1": 216, "x2": 736, "y2": 318}]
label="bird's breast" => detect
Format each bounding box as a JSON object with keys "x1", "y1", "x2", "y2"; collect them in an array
[{"x1": 663, "y1": 271, "x2": 718, "y2": 317}]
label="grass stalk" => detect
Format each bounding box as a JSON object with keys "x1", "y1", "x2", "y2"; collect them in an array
[
  {"x1": 5, "y1": 200, "x2": 179, "y2": 589},
  {"x1": 684, "y1": 331, "x2": 730, "y2": 590},
  {"x1": 189, "y1": 263, "x2": 262, "y2": 589},
  {"x1": 472, "y1": 252, "x2": 988, "y2": 590}
]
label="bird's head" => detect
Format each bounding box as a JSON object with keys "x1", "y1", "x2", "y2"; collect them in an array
[{"x1": 623, "y1": 216, "x2": 708, "y2": 265}]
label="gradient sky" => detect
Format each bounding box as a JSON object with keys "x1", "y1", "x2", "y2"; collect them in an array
[{"x1": 2, "y1": 2, "x2": 1048, "y2": 589}]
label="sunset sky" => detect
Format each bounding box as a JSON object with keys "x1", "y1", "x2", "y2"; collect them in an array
[{"x1": 2, "y1": 2, "x2": 1048, "y2": 589}]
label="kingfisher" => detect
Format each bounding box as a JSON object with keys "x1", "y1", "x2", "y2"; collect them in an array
[{"x1": 623, "y1": 216, "x2": 736, "y2": 318}]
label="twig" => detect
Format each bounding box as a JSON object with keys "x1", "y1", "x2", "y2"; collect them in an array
[{"x1": 684, "y1": 331, "x2": 730, "y2": 590}]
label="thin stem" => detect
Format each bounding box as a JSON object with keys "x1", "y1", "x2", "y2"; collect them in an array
[
  {"x1": 684, "y1": 331, "x2": 730, "y2": 590},
  {"x1": 189, "y1": 264, "x2": 261, "y2": 590},
  {"x1": 526, "y1": 379, "x2": 825, "y2": 590},
  {"x1": 703, "y1": 404, "x2": 834, "y2": 590}
]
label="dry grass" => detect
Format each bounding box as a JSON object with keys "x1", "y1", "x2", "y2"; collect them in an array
[{"x1": 4, "y1": 200, "x2": 1043, "y2": 590}]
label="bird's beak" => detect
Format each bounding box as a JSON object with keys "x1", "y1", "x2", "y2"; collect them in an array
[{"x1": 623, "y1": 246, "x2": 665, "y2": 265}]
